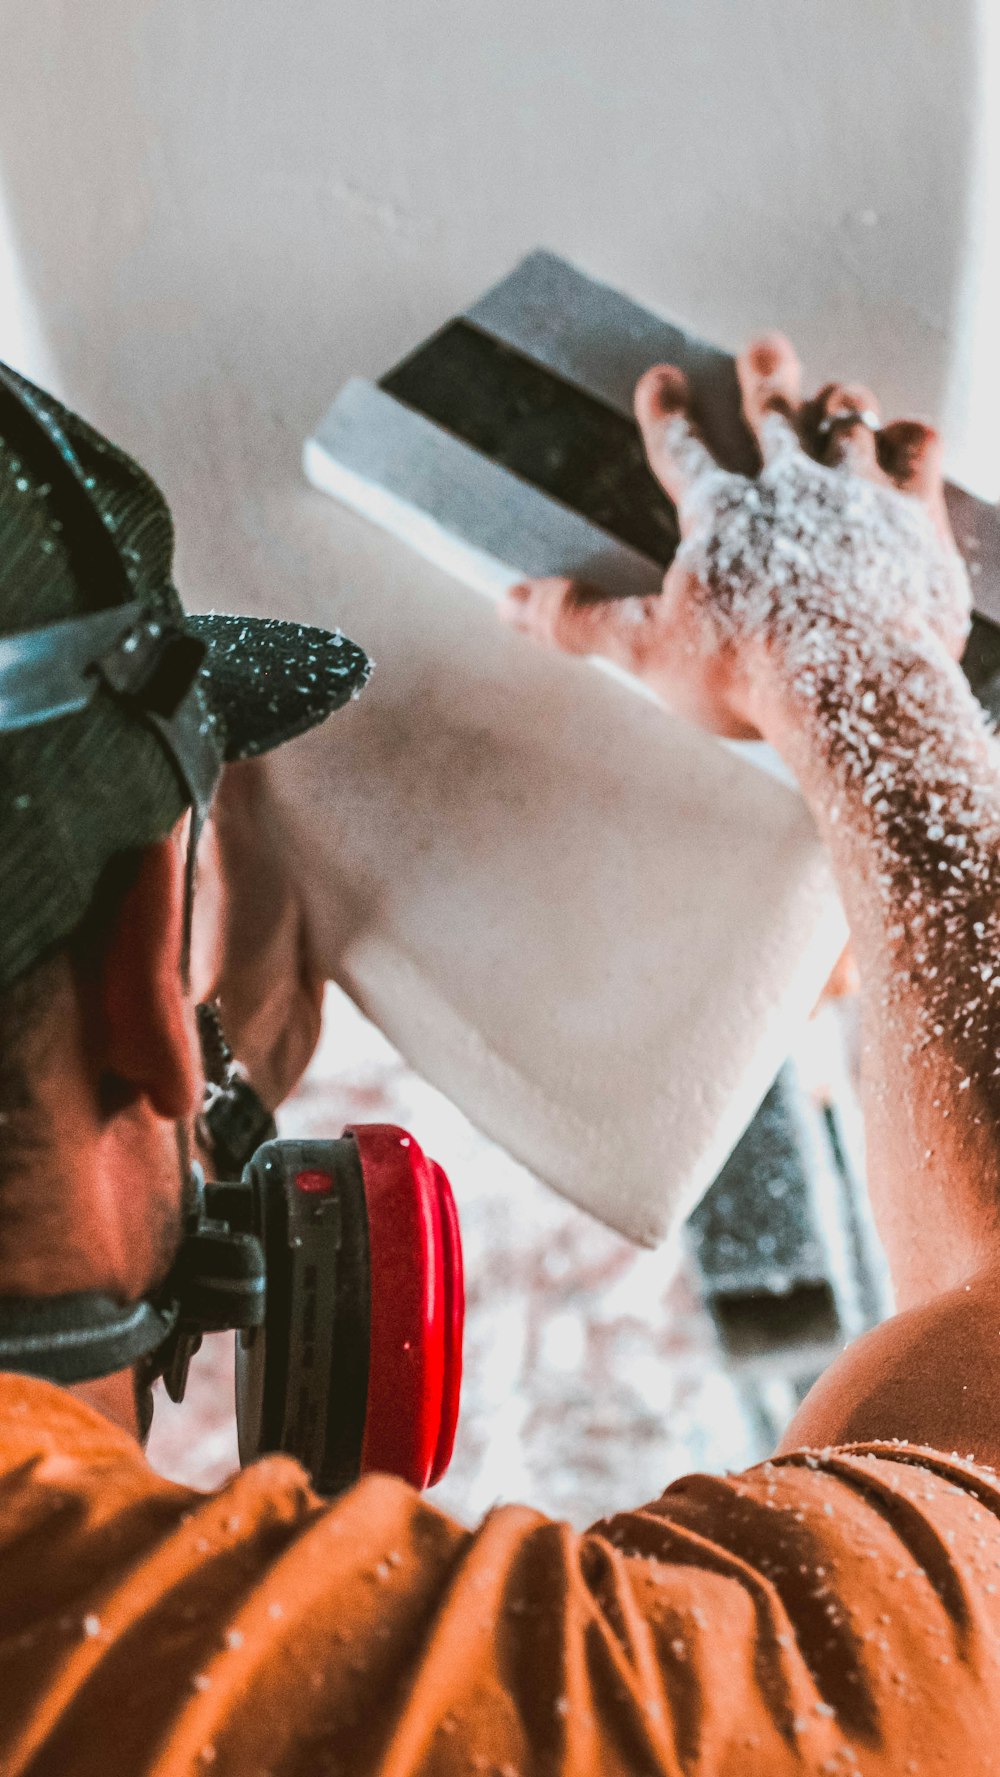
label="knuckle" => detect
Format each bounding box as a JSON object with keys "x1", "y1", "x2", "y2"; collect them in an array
[
  {"x1": 842, "y1": 383, "x2": 879, "y2": 411},
  {"x1": 823, "y1": 382, "x2": 871, "y2": 416},
  {"x1": 759, "y1": 392, "x2": 796, "y2": 420},
  {"x1": 746, "y1": 333, "x2": 790, "y2": 376},
  {"x1": 550, "y1": 597, "x2": 579, "y2": 645},
  {"x1": 889, "y1": 419, "x2": 938, "y2": 450}
]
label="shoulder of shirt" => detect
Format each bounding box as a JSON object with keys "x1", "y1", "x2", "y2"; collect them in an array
[{"x1": 0, "y1": 1371, "x2": 141, "y2": 1469}]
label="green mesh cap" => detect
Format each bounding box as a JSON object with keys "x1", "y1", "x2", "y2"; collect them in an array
[{"x1": 0, "y1": 362, "x2": 371, "y2": 991}]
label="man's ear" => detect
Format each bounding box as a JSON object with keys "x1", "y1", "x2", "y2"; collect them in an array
[{"x1": 99, "y1": 830, "x2": 200, "y2": 1120}]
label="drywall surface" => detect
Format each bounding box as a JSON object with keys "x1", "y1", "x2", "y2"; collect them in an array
[
  {"x1": 0, "y1": 0, "x2": 990, "y2": 1238},
  {"x1": 0, "y1": 1, "x2": 992, "y2": 492}
]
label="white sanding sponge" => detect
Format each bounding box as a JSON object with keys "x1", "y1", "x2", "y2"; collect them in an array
[{"x1": 293, "y1": 259, "x2": 861, "y2": 1242}]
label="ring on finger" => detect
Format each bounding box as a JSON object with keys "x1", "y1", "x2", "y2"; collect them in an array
[{"x1": 816, "y1": 408, "x2": 881, "y2": 437}]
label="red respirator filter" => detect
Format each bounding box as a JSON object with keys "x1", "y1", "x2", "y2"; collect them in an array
[{"x1": 233, "y1": 1126, "x2": 463, "y2": 1494}]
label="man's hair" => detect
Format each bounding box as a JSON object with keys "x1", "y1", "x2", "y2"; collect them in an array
[
  {"x1": 0, "y1": 951, "x2": 60, "y2": 1190},
  {"x1": 0, "y1": 852, "x2": 143, "y2": 1192}
]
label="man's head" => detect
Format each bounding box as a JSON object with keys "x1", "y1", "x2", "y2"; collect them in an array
[{"x1": 0, "y1": 363, "x2": 370, "y2": 1367}]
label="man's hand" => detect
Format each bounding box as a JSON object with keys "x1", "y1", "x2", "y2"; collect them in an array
[{"x1": 500, "y1": 335, "x2": 970, "y2": 746}]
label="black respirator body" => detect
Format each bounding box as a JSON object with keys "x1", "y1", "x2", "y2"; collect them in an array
[{"x1": 162, "y1": 1045, "x2": 464, "y2": 1494}]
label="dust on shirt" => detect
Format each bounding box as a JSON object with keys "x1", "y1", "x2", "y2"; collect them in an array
[{"x1": 2, "y1": 1374, "x2": 1000, "y2": 1775}]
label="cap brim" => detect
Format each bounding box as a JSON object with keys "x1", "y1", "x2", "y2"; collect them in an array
[{"x1": 187, "y1": 613, "x2": 372, "y2": 763}]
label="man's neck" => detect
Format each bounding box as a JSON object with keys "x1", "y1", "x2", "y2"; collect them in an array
[{"x1": 68, "y1": 1369, "x2": 142, "y2": 1440}]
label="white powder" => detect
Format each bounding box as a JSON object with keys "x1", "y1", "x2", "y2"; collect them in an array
[
  {"x1": 665, "y1": 414, "x2": 1000, "y2": 1085},
  {"x1": 669, "y1": 415, "x2": 967, "y2": 654}
]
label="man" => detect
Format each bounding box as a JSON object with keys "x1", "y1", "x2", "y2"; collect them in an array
[{"x1": 1, "y1": 333, "x2": 999, "y2": 1776}]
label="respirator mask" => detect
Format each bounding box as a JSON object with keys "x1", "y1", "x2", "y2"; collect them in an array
[{"x1": 147, "y1": 1001, "x2": 464, "y2": 1495}]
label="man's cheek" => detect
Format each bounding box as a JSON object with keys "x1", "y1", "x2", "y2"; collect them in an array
[{"x1": 190, "y1": 819, "x2": 226, "y2": 1002}]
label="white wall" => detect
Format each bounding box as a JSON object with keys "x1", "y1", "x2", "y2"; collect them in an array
[{"x1": 0, "y1": 0, "x2": 993, "y2": 515}]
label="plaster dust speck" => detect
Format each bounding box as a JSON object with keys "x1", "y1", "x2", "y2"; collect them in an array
[{"x1": 0, "y1": 0, "x2": 994, "y2": 1242}]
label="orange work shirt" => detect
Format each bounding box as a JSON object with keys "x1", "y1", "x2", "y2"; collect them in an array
[{"x1": 2, "y1": 1374, "x2": 1000, "y2": 1775}]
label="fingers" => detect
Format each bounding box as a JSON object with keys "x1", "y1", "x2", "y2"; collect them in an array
[
  {"x1": 878, "y1": 417, "x2": 956, "y2": 559},
  {"x1": 806, "y1": 381, "x2": 882, "y2": 472},
  {"x1": 500, "y1": 576, "x2": 656, "y2": 667},
  {"x1": 500, "y1": 572, "x2": 761, "y2": 737},
  {"x1": 877, "y1": 419, "x2": 943, "y2": 499},
  {"x1": 737, "y1": 334, "x2": 803, "y2": 463},
  {"x1": 634, "y1": 365, "x2": 720, "y2": 506}
]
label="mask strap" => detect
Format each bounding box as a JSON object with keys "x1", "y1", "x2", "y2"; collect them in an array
[
  {"x1": 0, "y1": 1294, "x2": 178, "y2": 1383},
  {"x1": 180, "y1": 806, "x2": 203, "y2": 997}
]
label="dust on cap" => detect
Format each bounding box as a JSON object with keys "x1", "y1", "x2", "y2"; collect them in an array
[{"x1": 0, "y1": 362, "x2": 371, "y2": 990}]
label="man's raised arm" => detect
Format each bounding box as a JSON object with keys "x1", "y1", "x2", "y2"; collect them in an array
[{"x1": 503, "y1": 335, "x2": 1000, "y2": 1463}]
